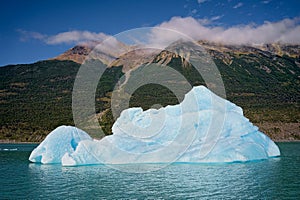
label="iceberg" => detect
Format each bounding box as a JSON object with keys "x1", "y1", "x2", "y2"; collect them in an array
[
  {"x1": 29, "y1": 86, "x2": 280, "y2": 166},
  {"x1": 29, "y1": 126, "x2": 92, "y2": 163}
]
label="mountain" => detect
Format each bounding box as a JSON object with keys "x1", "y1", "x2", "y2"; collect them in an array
[
  {"x1": 53, "y1": 40, "x2": 300, "y2": 69},
  {"x1": 54, "y1": 45, "x2": 92, "y2": 64},
  {"x1": 0, "y1": 40, "x2": 299, "y2": 142},
  {"x1": 53, "y1": 39, "x2": 131, "y2": 66}
]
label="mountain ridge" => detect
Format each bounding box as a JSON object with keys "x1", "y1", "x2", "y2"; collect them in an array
[{"x1": 52, "y1": 40, "x2": 300, "y2": 66}]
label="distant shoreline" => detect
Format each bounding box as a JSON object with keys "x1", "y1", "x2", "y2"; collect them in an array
[
  {"x1": 0, "y1": 141, "x2": 39, "y2": 144},
  {"x1": 1, "y1": 140, "x2": 299, "y2": 144},
  {"x1": 274, "y1": 140, "x2": 300, "y2": 142}
]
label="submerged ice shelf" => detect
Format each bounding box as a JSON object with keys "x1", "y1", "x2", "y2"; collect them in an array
[{"x1": 29, "y1": 86, "x2": 280, "y2": 166}]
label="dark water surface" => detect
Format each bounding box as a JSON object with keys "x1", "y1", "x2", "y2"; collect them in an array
[{"x1": 0, "y1": 142, "x2": 299, "y2": 199}]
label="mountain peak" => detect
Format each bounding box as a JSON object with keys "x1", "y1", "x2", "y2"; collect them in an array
[{"x1": 52, "y1": 45, "x2": 92, "y2": 64}]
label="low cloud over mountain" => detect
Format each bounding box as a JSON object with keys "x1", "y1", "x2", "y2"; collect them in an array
[{"x1": 19, "y1": 17, "x2": 300, "y2": 47}]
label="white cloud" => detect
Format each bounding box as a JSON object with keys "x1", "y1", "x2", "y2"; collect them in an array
[
  {"x1": 197, "y1": 0, "x2": 208, "y2": 4},
  {"x1": 197, "y1": 18, "x2": 211, "y2": 25},
  {"x1": 210, "y1": 15, "x2": 223, "y2": 21},
  {"x1": 193, "y1": 15, "x2": 224, "y2": 26},
  {"x1": 191, "y1": 9, "x2": 197, "y2": 14},
  {"x1": 19, "y1": 17, "x2": 300, "y2": 48},
  {"x1": 149, "y1": 16, "x2": 300, "y2": 46},
  {"x1": 261, "y1": 0, "x2": 271, "y2": 4},
  {"x1": 46, "y1": 31, "x2": 108, "y2": 44},
  {"x1": 19, "y1": 30, "x2": 109, "y2": 45},
  {"x1": 233, "y1": 2, "x2": 243, "y2": 9},
  {"x1": 17, "y1": 29, "x2": 46, "y2": 42}
]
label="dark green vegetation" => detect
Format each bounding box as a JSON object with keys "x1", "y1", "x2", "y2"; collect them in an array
[
  {"x1": 129, "y1": 52, "x2": 300, "y2": 140},
  {"x1": 0, "y1": 60, "x2": 123, "y2": 141},
  {"x1": 0, "y1": 47, "x2": 299, "y2": 142}
]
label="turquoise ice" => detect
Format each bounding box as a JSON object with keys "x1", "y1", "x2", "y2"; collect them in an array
[{"x1": 29, "y1": 86, "x2": 280, "y2": 166}]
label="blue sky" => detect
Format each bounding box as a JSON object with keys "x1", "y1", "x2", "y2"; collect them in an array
[{"x1": 0, "y1": 0, "x2": 300, "y2": 66}]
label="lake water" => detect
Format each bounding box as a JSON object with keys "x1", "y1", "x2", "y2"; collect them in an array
[{"x1": 0, "y1": 142, "x2": 299, "y2": 199}]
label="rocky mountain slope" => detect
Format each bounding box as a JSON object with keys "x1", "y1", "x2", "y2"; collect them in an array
[{"x1": 53, "y1": 40, "x2": 300, "y2": 69}]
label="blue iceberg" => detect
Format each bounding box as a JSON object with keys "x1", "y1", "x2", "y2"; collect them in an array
[
  {"x1": 29, "y1": 126, "x2": 92, "y2": 164},
  {"x1": 29, "y1": 86, "x2": 280, "y2": 166}
]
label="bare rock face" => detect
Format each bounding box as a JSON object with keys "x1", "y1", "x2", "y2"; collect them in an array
[
  {"x1": 52, "y1": 43, "x2": 160, "y2": 72},
  {"x1": 54, "y1": 45, "x2": 92, "y2": 64}
]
